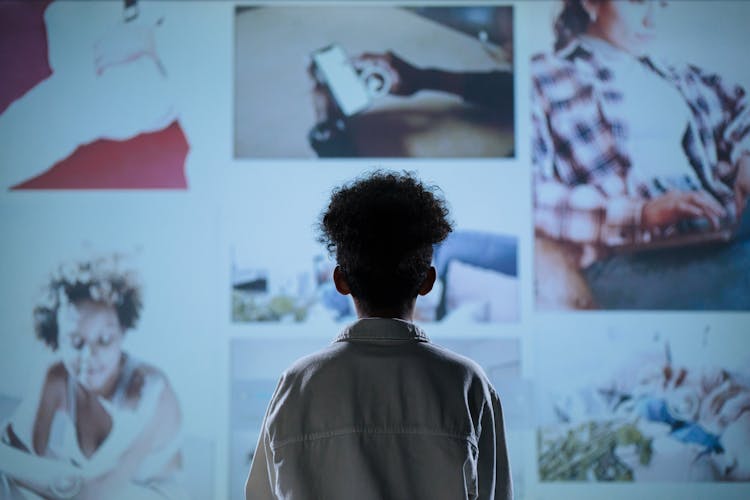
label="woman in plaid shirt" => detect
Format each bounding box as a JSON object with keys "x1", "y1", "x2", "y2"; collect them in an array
[{"x1": 532, "y1": 0, "x2": 750, "y2": 310}]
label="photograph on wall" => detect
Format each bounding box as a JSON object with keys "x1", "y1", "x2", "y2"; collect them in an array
[
  {"x1": 529, "y1": 0, "x2": 750, "y2": 310},
  {"x1": 231, "y1": 228, "x2": 518, "y2": 325},
  {"x1": 0, "y1": 202, "x2": 217, "y2": 499},
  {"x1": 229, "y1": 336, "x2": 525, "y2": 500},
  {"x1": 0, "y1": 0, "x2": 204, "y2": 190},
  {"x1": 226, "y1": 166, "x2": 522, "y2": 326},
  {"x1": 535, "y1": 326, "x2": 750, "y2": 482},
  {"x1": 234, "y1": 4, "x2": 514, "y2": 158}
]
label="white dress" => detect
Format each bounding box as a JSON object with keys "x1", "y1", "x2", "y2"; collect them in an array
[{"x1": 0, "y1": 353, "x2": 186, "y2": 499}]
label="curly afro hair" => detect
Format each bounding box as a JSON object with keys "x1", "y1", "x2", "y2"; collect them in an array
[
  {"x1": 318, "y1": 170, "x2": 453, "y2": 310},
  {"x1": 34, "y1": 255, "x2": 142, "y2": 350}
]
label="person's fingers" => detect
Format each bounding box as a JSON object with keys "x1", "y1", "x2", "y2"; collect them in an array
[
  {"x1": 312, "y1": 89, "x2": 327, "y2": 120},
  {"x1": 385, "y1": 50, "x2": 401, "y2": 64},
  {"x1": 675, "y1": 200, "x2": 706, "y2": 219},
  {"x1": 310, "y1": 74, "x2": 339, "y2": 121},
  {"x1": 357, "y1": 52, "x2": 381, "y2": 59},
  {"x1": 686, "y1": 192, "x2": 727, "y2": 229},
  {"x1": 683, "y1": 200, "x2": 720, "y2": 230},
  {"x1": 354, "y1": 52, "x2": 401, "y2": 77},
  {"x1": 308, "y1": 61, "x2": 328, "y2": 86},
  {"x1": 667, "y1": 194, "x2": 715, "y2": 227},
  {"x1": 692, "y1": 191, "x2": 726, "y2": 217},
  {"x1": 353, "y1": 53, "x2": 385, "y2": 66}
]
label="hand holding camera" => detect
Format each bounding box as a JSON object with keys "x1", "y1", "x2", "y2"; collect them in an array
[{"x1": 310, "y1": 45, "x2": 424, "y2": 118}]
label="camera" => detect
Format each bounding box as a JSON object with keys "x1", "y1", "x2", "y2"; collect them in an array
[{"x1": 311, "y1": 44, "x2": 391, "y2": 117}]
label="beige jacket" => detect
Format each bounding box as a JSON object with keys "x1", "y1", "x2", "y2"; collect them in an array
[{"x1": 245, "y1": 318, "x2": 512, "y2": 500}]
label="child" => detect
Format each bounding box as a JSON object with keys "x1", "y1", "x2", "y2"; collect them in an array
[{"x1": 245, "y1": 171, "x2": 512, "y2": 499}]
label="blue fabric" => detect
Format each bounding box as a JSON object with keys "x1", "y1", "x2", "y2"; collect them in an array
[
  {"x1": 671, "y1": 424, "x2": 723, "y2": 454},
  {"x1": 583, "y1": 205, "x2": 750, "y2": 310},
  {"x1": 639, "y1": 397, "x2": 678, "y2": 427},
  {"x1": 319, "y1": 282, "x2": 353, "y2": 319},
  {"x1": 637, "y1": 397, "x2": 723, "y2": 453},
  {"x1": 434, "y1": 230, "x2": 517, "y2": 278}
]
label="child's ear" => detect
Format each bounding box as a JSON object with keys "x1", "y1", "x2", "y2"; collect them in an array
[
  {"x1": 333, "y1": 266, "x2": 351, "y2": 295},
  {"x1": 418, "y1": 266, "x2": 436, "y2": 296}
]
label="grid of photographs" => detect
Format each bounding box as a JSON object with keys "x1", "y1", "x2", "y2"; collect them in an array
[{"x1": 1, "y1": 1, "x2": 749, "y2": 499}]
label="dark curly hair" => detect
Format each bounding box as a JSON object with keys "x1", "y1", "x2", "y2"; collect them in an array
[
  {"x1": 554, "y1": 0, "x2": 594, "y2": 51},
  {"x1": 318, "y1": 170, "x2": 453, "y2": 310},
  {"x1": 34, "y1": 256, "x2": 142, "y2": 350}
]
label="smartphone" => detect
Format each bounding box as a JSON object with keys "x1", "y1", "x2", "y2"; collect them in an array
[{"x1": 311, "y1": 44, "x2": 370, "y2": 117}]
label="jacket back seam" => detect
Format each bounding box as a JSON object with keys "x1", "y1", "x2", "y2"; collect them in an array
[{"x1": 269, "y1": 427, "x2": 479, "y2": 451}]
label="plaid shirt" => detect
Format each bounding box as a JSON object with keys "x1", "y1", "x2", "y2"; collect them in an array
[{"x1": 532, "y1": 40, "x2": 750, "y2": 261}]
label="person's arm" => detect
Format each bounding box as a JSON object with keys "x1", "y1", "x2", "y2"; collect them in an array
[
  {"x1": 0, "y1": 365, "x2": 86, "y2": 499},
  {"x1": 0, "y1": 0, "x2": 175, "y2": 189},
  {"x1": 0, "y1": 437, "x2": 84, "y2": 498},
  {"x1": 419, "y1": 67, "x2": 513, "y2": 113},
  {"x1": 531, "y1": 74, "x2": 645, "y2": 248},
  {"x1": 702, "y1": 68, "x2": 750, "y2": 191},
  {"x1": 531, "y1": 62, "x2": 727, "y2": 248},
  {"x1": 682, "y1": 66, "x2": 750, "y2": 220},
  {"x1": 76, "y1": 375, "x2": 182, "y2": 500},
  {"x1": 93, "y1": 3, "x2": 166, "y2": 78},
  {"x1": 245, "y1": 375, "x2": 287, "y2": 500},
  {"x1": 477, "y1": 387, "x2": 512, "y2": 500},
  {"x1": 353, "y1": 51, "x2": 513, "y2": 113},
  {"x1": 244, "y1": 426, "x2": 275, "y2": 500}
]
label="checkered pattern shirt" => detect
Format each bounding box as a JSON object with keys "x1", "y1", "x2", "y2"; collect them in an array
[{"x1": 532, "y1": 41, "x2": 750, "y2": 258}]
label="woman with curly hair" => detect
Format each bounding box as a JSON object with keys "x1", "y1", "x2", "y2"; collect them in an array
[
  {"x1": 0, "y1": 256, "x2": 186, "y2": 499},
  {"x1": 245, "y1": 171, "x2": 512, "y2": 500}
]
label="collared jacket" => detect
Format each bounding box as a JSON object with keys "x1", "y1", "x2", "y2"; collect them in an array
[{"x1": 245, "y1": 318, "x2": 512, "y2": 500}]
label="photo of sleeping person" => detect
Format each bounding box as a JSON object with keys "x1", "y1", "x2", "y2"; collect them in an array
[
  {"x1": 0, "y1": 0, "x2": 190, "y2": 189},
  {"x1": 232, "y1": 229, "x2": 519, "y2": 324},
  {"x1": 536, "y1": 328, "x2": 750, "y2": 482},
  {"x1": 226, "y1": 165, "x2": 524, "y2": 327},
  {"x1": 531, "y1": 0, "x2": 750, "y2": 310},
  {"x1": 0, "y1": 256, "x2": 187, "y2": 499},
  {"x1": 234, "y1": 5, "x2": 514, "y2": 158}
]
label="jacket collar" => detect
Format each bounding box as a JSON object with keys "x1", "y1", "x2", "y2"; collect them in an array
[{"x1": 334, "y1": 318, "x2": 429, "y2": 343}]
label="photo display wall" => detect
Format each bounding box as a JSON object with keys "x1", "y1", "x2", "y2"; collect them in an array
[{"x1": 1, "y1": 1, "x2": 749, "y2": 499}]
